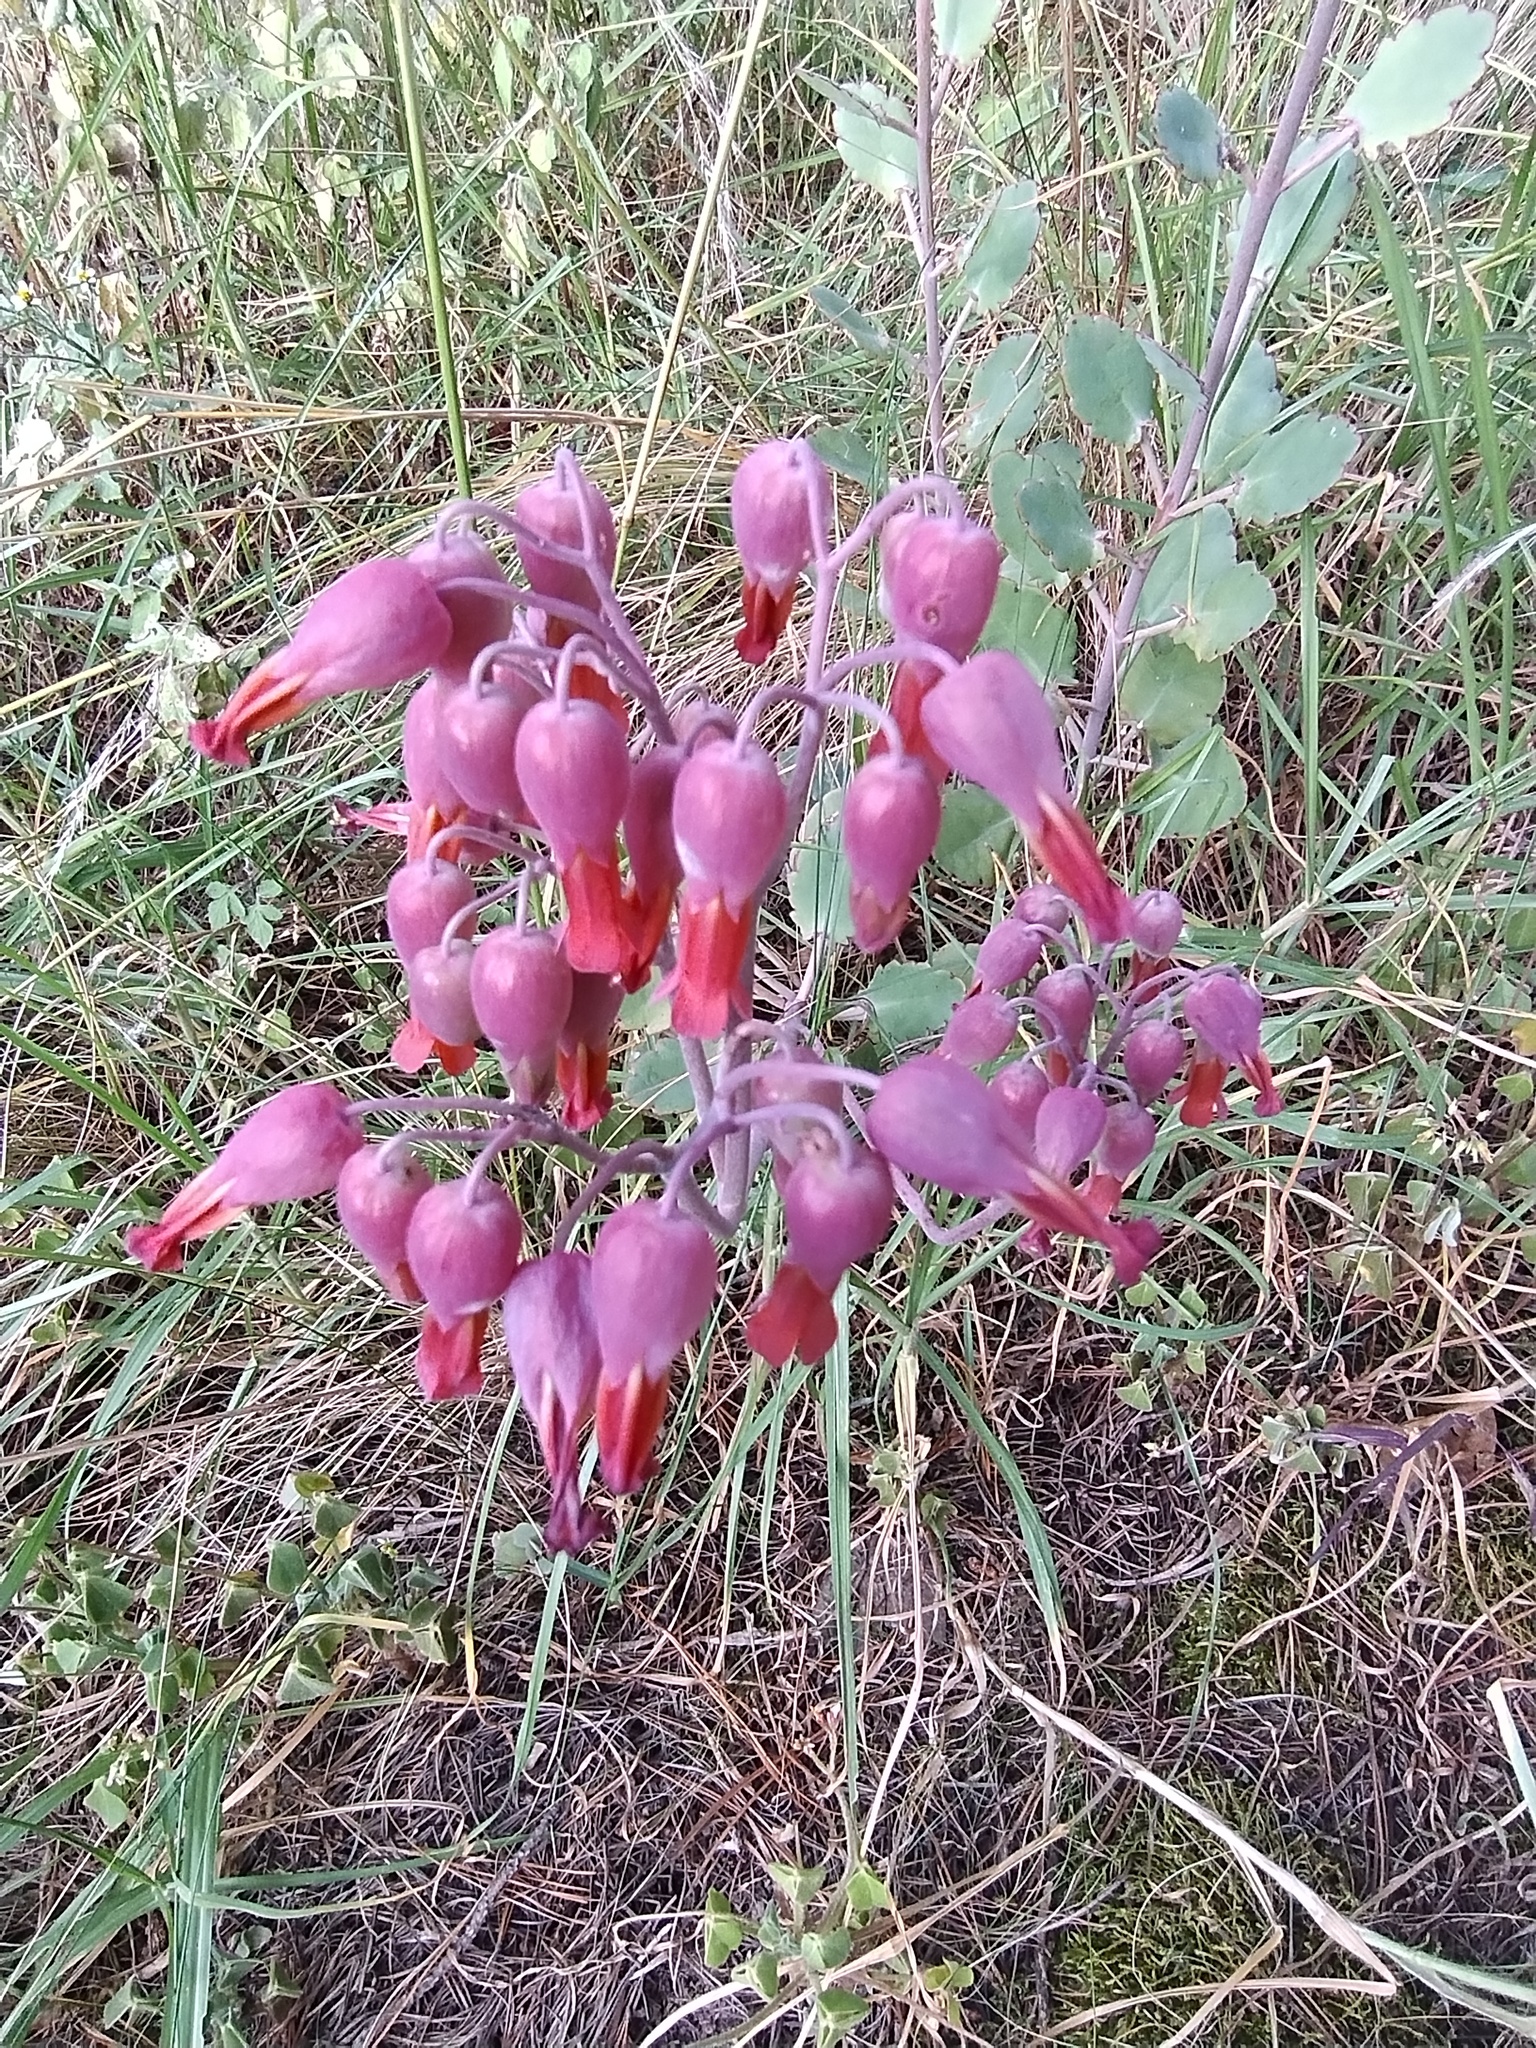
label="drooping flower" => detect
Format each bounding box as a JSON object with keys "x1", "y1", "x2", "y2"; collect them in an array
[
  {"x1": 920, "y1": 652, "x2": 1131, "y2": 945},
  {"x1": 336, "y1": 1143, "x2": 432, "y2": 1301},
  {"x1": 556, "y1": 967, "x2": 624, "y2": 1130},
  {"x1": 469, "y1": 925, "x2": 573, "y2": 1105},
  {"x1": 1084, "y1": 1101, "x2": 1158, "y2": 1218},
  {"x1": 842, "y1": 752, "x2": 942, "y2": 954},
  {"x1": 591, "y1": 1202, "x2": 718, "y2": 1494},
  {"x1": 190, "y1": 560, "x2": 453, "y2": 767},
  {"x1": 1126, "y1": 887, "x2": 1185, "y2": 996},
  {"x1": 394, "y1": 938, "x2": 481, "y2": 1078},
  {"x1": 1032, "y1": 965, "x2": 1097, "y2": 1082},
  {"x1": 1178, "y1": 973, "x2": 1282, "y2": 1126},
  {"x1": 1121, "y1": 1018, "x2": 1187, "y2": 1105},
  {"x1": 620, "y1": 744, "x2": 684, "y2": 988},
  {"x1": 731, "y1": 439, "x2": 826, "y2": 663},
  {"x1": 385, "y1": 856, "x2": 477, "y2": 969},
  {"x1": 747, "y1": 1141, "x2": 893, "y2": 1366},
  {"x1": 515, "y1": 696, "x2": 633, "y2": 975},
  {"x1": 405, "y1": 1175, "x2": 524, "y2": 1322},
  {"x1": 414, "y1": 1312, "x2": 490, "y2": 1401},
  {"x1": 434, "y1": 664, "x2": 541, "y2": 822},
  {"x1": 125, "y1": 1083, "x2": 362, "y2": 1273},
  {"x1": 878, "y1": 511, "x2": 1002, "y2": 660},
  {"x1": 867, "y1": 1055, "x2": 1024, "y2": 1199},
  {"x1": 503, "y1": 1252, "x2": 607, "y2": 1554},
  {"x1": 669, "y1": 737, "x2": 786, "y2": 1036},
  {"x1": 939, "y1": 992, "x2": 1018, "y2": 1067}
]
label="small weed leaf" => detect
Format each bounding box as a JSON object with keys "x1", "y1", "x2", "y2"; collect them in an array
[
  {"x1": 1121, "y1": 637, "x2": 1225, "y2": 745},
  {"x1": 1343, "y1": 7, "x2": 1496, "y2": 154},
  {"x1": 1243, "y1": 139, "x2": 1358, "y2": 292},
  {"x1": 963, "y1": 181, "x2": 1040, "y2": 310},
  {"x1": 266, "y1": 1541, "x2": 308, "y2": 1600},
  {"x1": 811, "y1": 426, "x2": 884, "y2": 492},
  {"x1": 828, "y1": 81, "x2": 918, "y2": 196},
  {"x1": 1154, "y1": 86, "x2": 1222, "y2": 183},
  {"x1": 1063, "y1": 314, "x2": 1154, "y2": 445},
  {"x1": 965, "y1": 333, "x2": 1047, "y2": 451},
  {"x1": 809, "y1": 285, "x2": 894, "y2": 358},
  {"x1": 935, "y1": 0, "x2": 1004, "y2": 64},
  {"x1": 1233, "y1": 412, "x2": 1359, "y2": 523},
  {"x1": 814, "y1": 1988, "x2": 870, "y2": 2045},
  {"x1": 844, "y1": 1863, "x2": 893, "y2": 1921},
  {"x1": 934, "y1": 783, "x2": 1015, "y2": 885},
  {"x1": 702, "y1": 1889, "x2": 744, "y2": 1967},
  {"x1": 768, "y1": 1859, "x2": 826, "y2": 1910},
  {"x1": 1130, "y1": 727, "x2": 1248, "y2": 842},
  {"x1": 800, "y1": 1925, "x2": 852, "y2": 1974},
  {"x1": 741, "y1": 1951, "x2": 780, "y2": 1998},
  {"x1": 865, "y1": 960, "x2": 967, "y2": 1045}
]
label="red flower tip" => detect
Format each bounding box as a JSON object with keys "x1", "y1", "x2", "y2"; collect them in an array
[
  {"x1": 415, "y1": 1309, "x2": 488, "y2": 1401},
  {"x1": 747, "y1": 1262, "x2": 840, "y2": 1367}
]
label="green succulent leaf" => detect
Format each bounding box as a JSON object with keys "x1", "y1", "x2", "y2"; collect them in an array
[
  {"x1": 1233, "y1": 412, "x2": 1359, "y2": 522},
  {"x1": 980, "y1": 568, "x2": 1078, "y2": 679},
  {"x1": 789, "y1": 785, "x2": 856, "y2": 942},
  {"x1": 963, "y1": 180, "x2": 1040, "y2": 310},
  {"x1": 829, "y1": 81, "x2": 918, "y2": 195},
  {"x1": 987, "y1": 452, "x2": 1071, "y2": 588},
  {"x1": 1201, "y1": 343, "x2": 1281, "y2": 484},
  {"x1": 1155, "y1": 85, "x2": 1222, "y2": 182},
  {"x1": 1015, "y1": 470, "x2": 1100, "y2": 575},
  {"x1": 811, "y1": 426, "x2": 884, "y2": 492},
  {"x1": 1130, "y1": 728, "x2": 1248, "y2": 841},
  {"x1": 1137, "y1": 505, "x2": 1275, "y2": 659},
  {"x1": 809, "y1": 284, "x2": 893, "y2": 357},
  {"x1": 965, "y1": 333, "x2": 1047, "y2": 451},
  {"x1": 1121, "y1": 637, "x2": 1226, "y2": 744},
  {"x1": 1063, "y1": 314, "x2": 1154, "y2": 444},
  {"x1": 934, "y1": 783, "x2": 1015, "y2": 884},
  {"x1": 935, "y1": 0, "x2": 1004, "y2": 63},
  {"x1": 1343, "y1": 7, "x2": 1495, "y2": 153},
  {"x1": 865, "y1": 960, "x2": 966, "y2": 1045},
  {"x1": 621, "y1": 1035, "x2": 694, "y2": 1114}
]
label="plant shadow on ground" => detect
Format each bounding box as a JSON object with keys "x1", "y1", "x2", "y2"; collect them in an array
[{"x1": 4, "y1": 0, "x2": 1536, "y2": 2041}]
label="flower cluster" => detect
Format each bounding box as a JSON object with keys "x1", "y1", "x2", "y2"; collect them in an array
[{"x1": 130, "y1": 443, "x2": 1283, "y2": 1554}]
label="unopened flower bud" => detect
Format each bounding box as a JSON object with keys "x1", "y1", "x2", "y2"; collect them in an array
[
  {"x1": 670, "y1": 737, "x2": 787, "y2": 1036},
  {"x1": 974, "y1": 920, "x2": 1044, "y2": 994},
  {"x1": 749, "y1": 1143, "x2": 893, "y2": 1366},
  {"x1": 1032, "y1": 1086, "x2": 1108, "y2": 1178},
  {"x1": 125, "y1": 1084, "x2": 362, "y2": 1273},
  {"x1": 592, "y1": 1202, "x2": 718, "y2": 1494},
  {"x1": 842, "y1": 752, "x2": 941, "y2": 954},
  {"x1": 731, "y1": 439, "x2": 827, "y2": 663},
  {"x1": 940, "y1": 992, "x2": 1018, "y2": 1067},
  {"x1": 405, "y1": 1175, "x2": 524, "y2": 1321},
  {"x1": 1032, "y1": 966, "x2": 1097, "y2": 1056},
  {"x1": 470, "y1": 926, "x2": 573, "y2": 1103},
  {"x1": 1128, "y1": 889, "x2": 1184, "y2": 960},
  {"x1": 435, "y1": 667, "x2": 541, "y2": 820},
  {"x1": 1096, "y1": 1101, "x2": 1157, "y2": 1183},
  {"x1": 386, "y1": 856, "x2": 477, "y2": 967},
  {"x1": 990, "y1": 1059, "x2": 1050, "y2": 1147},
  {"x1": 336, "y1": 1143, "x2": 432, "y2": 1301},
  {"x1": 879, "y1": 511, "x2": 1002, "y2": 659},
  {"x1": 1014, "y1": 884, "x2": 1071, "y2": 931},
  {"x1": 407, "y1": 939, "x2": 480, "y2": 1050},
  {"x1": 1122, "y1": 1019, "x2": 1186, "y2": 1105}
]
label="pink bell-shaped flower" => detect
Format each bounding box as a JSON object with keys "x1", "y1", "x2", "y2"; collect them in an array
[
  {"x1": 336, "y1": 1143, "x2": 432, "y2": 1302},
  {"x1": 405, "y1": 1175, "x2": 524, "y2": 1323},
  {"x1": 879, "y1": 511, "x2": 1002, "y2": 660},
  {"x1": 990, "y1": 1058, "x2": 1051, "y2": 1148},
  {"x1": 939, "y1": 991, "x2": 1018, "y2": 1067},
  {"x1": 972, "y1": 920, "x2": 1045, "y2": 995},
  {"x1": 190, "y1": 559, "x2": 453, "y2": 767},
  {"x1": 842, "y1": 752, "x2": 942, "y2": 954},
  {"x1": 125, "y1": 1083, "x2": 362, "y2": 1272},
  {"x1": 669, "y1": 737, "x2": 786, "y2": 1036},
  {"x1": 1032, "y1": 965, "x2": 1097, "y2": 1081},
  {"x1": 1122, "y1": 1018, "x2": 1187, "y2": 1105},
  {"x1": 470, "y1": 925, "x2": 573, "y2": 1105},
  {"x1": 731, "y1": 439, "x2": 826, "y2": 663},
  {"x1": 920, "y1": 653, "x2": 1131, "y2": 945},
  {"x1": 1087, "y1": 1101, "x2": 1158, "y2": 1212},
  {"x1": 408, "y1": 529, "x2": 513, "y2": 687},
  {"x1": 385, "y1": 856, "x2": 477, "y2": 969},
  {"x1": 395, "y1": 937, "x2": 480, "y2": 1079},
  {"x1": 621, "y1": 744, "x2": 684, "y2": 989},
  {"x1": 556, "y1": 968, "x2": 624, "y2": 1131},
  {"x1": 1032, "y1": 1086, "x2": 1108, "y2": 1179},
  {"x1": 867, "y1": 1055, "x2": 1024, "y2": 1200},
  {"x1": 504, "y1": 1252, "x2": 608, "y2": 1554},
  {"x1": 592, "y1": 1202, "x2": 718, "y2": 1494},
  {"x1": 513, "y1": 462, "x2": 617, "y2": 633},
  {"x1": 516, "y1": 696, "x2": 633, "y2": 975},
  {"x1": 748, "y1": 1141, "x2": 893, "y2": 1366},
  {"x1": 1178, "y1": 974, "x2": 1282, "y2": 1125},
  {"x1": 435, "y1": 665, "x2": 541, "y2": 821}
]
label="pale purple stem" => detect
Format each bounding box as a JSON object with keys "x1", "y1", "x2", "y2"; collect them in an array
[{"x1": 913, "y1": 0, "x2": 946, "y2": 478}]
